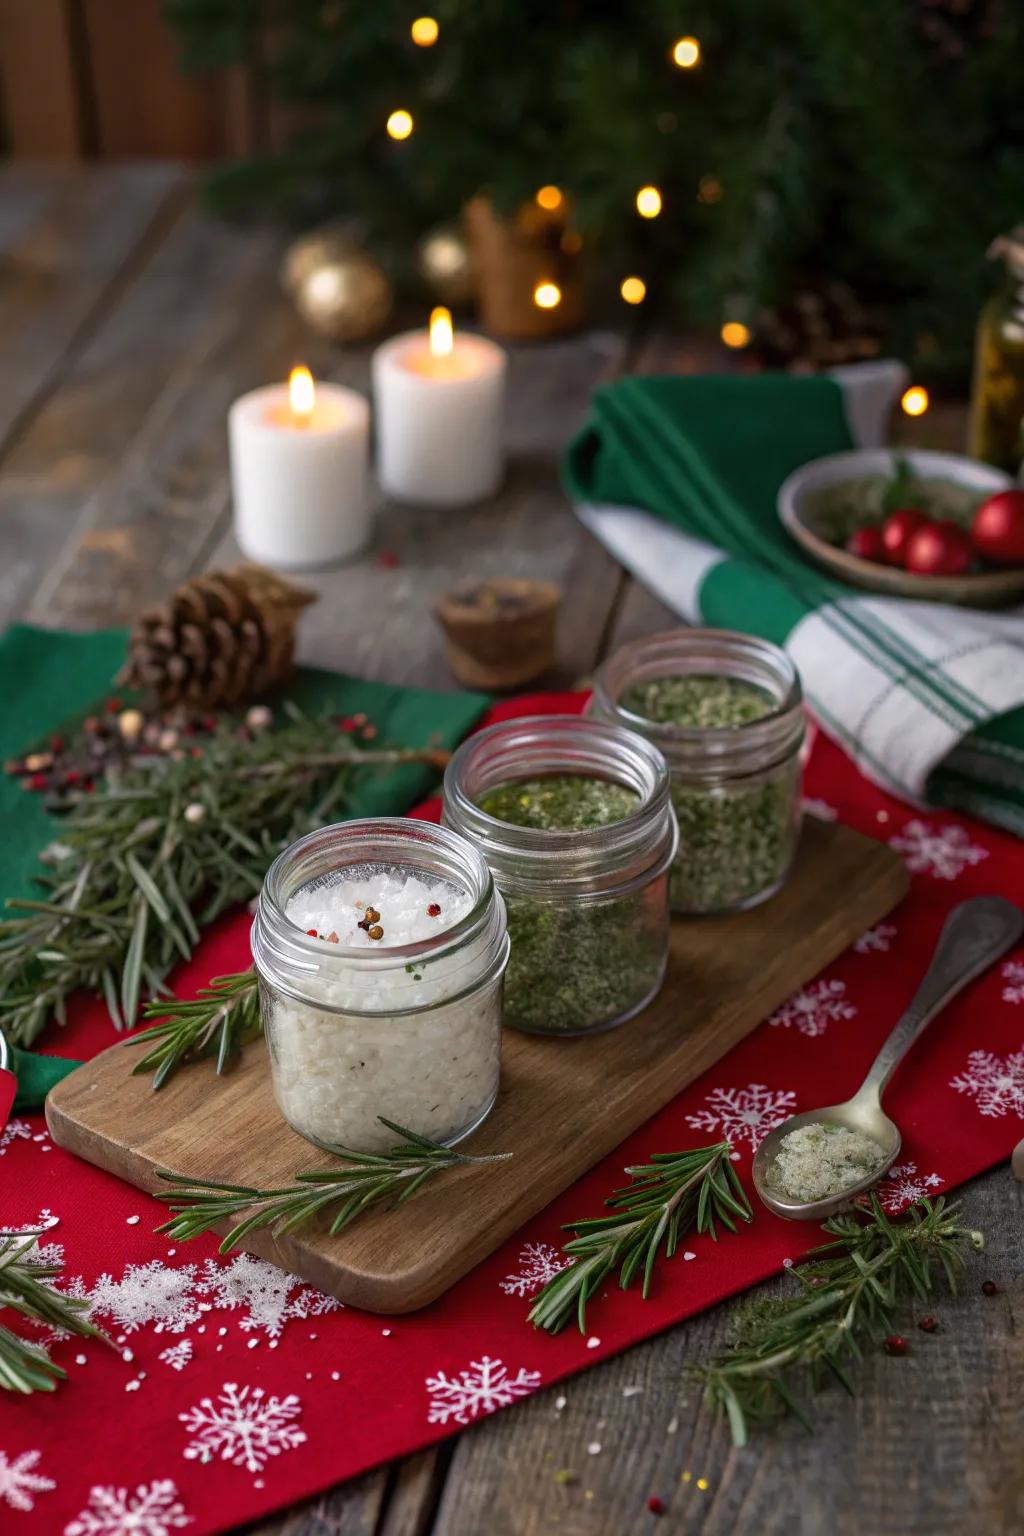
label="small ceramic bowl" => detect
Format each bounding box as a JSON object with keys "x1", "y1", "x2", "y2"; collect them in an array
[{"x1": 778, "y1": 448, "x2": 1023, "y2": 608}]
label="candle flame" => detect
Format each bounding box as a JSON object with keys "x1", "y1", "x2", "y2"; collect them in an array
[
  {"x1": 289, "y1": 365, "x2": 315, "y2": 423},
  {"x1": 429, "y1": 307, "x2": 454, "y2": 358}
]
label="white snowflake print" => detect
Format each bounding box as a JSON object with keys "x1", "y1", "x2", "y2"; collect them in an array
[
  {"x1": 0, "y1": 1120, "x2": 33, "y2": 1156},
  {"x1": 802, "y1": 796, "x2": 837, "y2": 822},
  {"x1": 64, "y1": 1479, "x2": 190, "y2": 1536},
  {"x1": 198, "y1": 1254, "x2": 339, "y2": 1340},
  {"x1": 498, "y1": 1242, "x2": 571, "y2": 1298},
  {"x1": 855, "y1": 923, "x2": 897, "y2": 955},
  {"x1": 890, "y1": 819, "x2": 988, "y2": 881},
  {"x1": 0, "y1": 1448, "x2": 55, "y2": 1513},
  {"x1": 159, "y1": 1340, "x2": 194, "y2": 1372},
  {"x1": 1001, "y1": 960, "x2": 1024, "y2": 1005},
  {"x1": 950, "y1": 1046, "x2": 1024, "y2": 1119},
  {"x1": 426, "y1": 1355, "x2": 542, "y2": 1426},
  {"x1": 80, "y1": 1260, "x2": 202, "y2": 1336},
  {"x1": 686, "y1": 1083, "x2": 797, "y2": 1151},
  {"x1": 181, "y1": 1382, "x2": 306, "y2": 1474},
  {"x1": 2, "y1": 1211, "x2": 64, "y2": 1269},
  {"x1": 876, "y1": 1162, "x2": 944, "y2": 1213},
  {"x1": 769, "y1": 978, "x2": 856, "y2": 1038}
]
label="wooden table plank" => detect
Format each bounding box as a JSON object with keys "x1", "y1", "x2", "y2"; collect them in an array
[{"x1": 0, "y1": 163, "x2": 184, "y2": 458}]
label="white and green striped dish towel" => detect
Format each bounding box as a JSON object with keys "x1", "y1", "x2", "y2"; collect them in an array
[{"x1": 565, "y1": 362, "x2": 1024, "y2": 834}]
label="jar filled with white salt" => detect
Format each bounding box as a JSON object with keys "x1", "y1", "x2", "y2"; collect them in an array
[{"x1": 251, "y1": 818, "x2": 509, "y2": 1153}]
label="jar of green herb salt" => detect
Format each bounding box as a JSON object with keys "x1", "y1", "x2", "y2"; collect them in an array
[
  {"x1": 442, "y1": 716, "x2": 677, "y2": 1036},
  {"x1": 590, "y1": 630, "x2": 805, "y2": 916}
]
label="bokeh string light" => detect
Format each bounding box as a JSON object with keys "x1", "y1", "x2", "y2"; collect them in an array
[
  {"x1": 535, "y1": 185, "x2": 564, "y2": 212},
  {"x1": 636, "y1": 185, "x2": 663, "y2": 219},
  {"x1": 620, "y1": 276, "x2": 646, "y2": 305},
  {"x1": 533, "y1": 281, "x2": 562, "y2": 310},
  {"x1": 721, "y1": 321, "x2": 752, "y2": 349},
  {"x1": 386, "y1": 109, "x2": 414, "y2": 140},
  {"x1": 410, "y1": 16, "x2": 439, "y2": 46},
  {"x1": 901, "y1": 385, "x2": 930, "y2": 417},
  {"x1": 672, "y1": 36, "x2": 701, "y2": 68}
]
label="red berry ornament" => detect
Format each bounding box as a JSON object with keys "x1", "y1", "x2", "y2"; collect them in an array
[
  {"x1": 904, "y1": 520, "x2": 972, "y2": 576},
  {"x1": 884, "y1": 1334, "x2": 907, "y2": 1356},
  {"x1": 881, "y1": 507, "x2": 926, "y2": 565},
  {"x1": 846, "y1": 526, "x2": 888, "y2": 563},
  {"x1": 970, "y1": 489, "x2": 1024, "y2": 566}
]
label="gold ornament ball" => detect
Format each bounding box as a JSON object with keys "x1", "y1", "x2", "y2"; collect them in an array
[
  {"x1": 417, "y1": 225, "x2": 476, "y2": 307},
  {"x1": 284, "y1": 235, "x2": 393, "y2": 343}
]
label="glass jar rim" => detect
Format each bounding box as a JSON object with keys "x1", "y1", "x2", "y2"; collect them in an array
[
  {"x1": 590, "y1": 628, "x2": 805, "y2": 775},
  {"x1": 442, "y1": 714, "x2": 677, "y2": 895},
  {"x1": 252, "y1": 817, "x2": 500, "y2": 985}
]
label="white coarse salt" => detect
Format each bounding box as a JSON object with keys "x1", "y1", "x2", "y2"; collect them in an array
[
  {"x1": 769, "y1": 1122, "x2": 885, "y2": 1203},
  {"x1": 266, "y1": 863, "x2": 502, "y2": 1153}
]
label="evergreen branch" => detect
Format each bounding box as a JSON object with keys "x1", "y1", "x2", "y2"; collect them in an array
[
  {"x1": 0, "y1": 1232, "x2": 110, "y2": 1394},
  {"x1": 697, "y1": 1196, "x2": 983, "y2": 1446},
  {"x1": 0, "y1": 710, "x2": 447, "y2": 1048},
  {"x1": 128, "y1": 968, "x2": 261, "y2": 1088},
  {"x1": 155, "y1": 1117, "x2": 512, "y2": 1251},
  {"x1": 528, "y1": 1141, "x2": 751, "y2": 1335}
]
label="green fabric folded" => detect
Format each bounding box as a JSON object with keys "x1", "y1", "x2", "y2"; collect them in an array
[
  {"x1": 0, "y1": 624, "x2": 489, "y2": 1112},
  {"x1": 565, "y1": 373, "x2": 1024, "y2": 833}
]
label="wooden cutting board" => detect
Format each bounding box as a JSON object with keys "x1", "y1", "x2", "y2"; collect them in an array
[{"x1": 47, "y1": 818, "x2": 907, "y2": 1313}]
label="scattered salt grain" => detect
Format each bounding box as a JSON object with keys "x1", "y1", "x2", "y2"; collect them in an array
[
  {"x1": 666, "y1": 1417, "x2": 679, "y2": 1435},
  {"x1": 75, "y1": 1354, "x2": 87, "y2": 1366},
  {"x1": 270, "y1": 1340, "x2": 279, "y2": 1349},
  {"x1": 247, "y1": 1339, "x2": 259, "y2": 1350},
  {"x1": 783, "y1": 1257, "x2": 794, "y2": 1268},
  {"x1": 587, "y1": 1442, "x2": 602, "y2": 1456},
  {"x1": 125, "y1": 1215, "x2": 140, "y2": 1226},
  {"x1": 586, "y1": 1336, "x2": 600, "y2": 1350},
  {"x1": 622, "y1": 1385, "x2": 643, "y2": 1398},
  {"x1": 125, "y1": 1380, "x2": 141, "y2": 1392},
  {"x1": 331, "y1": 1370, "x2": 341, "y2": 1381},
  {"x1": 683, "y1": 1251, "x2": 696, "y2": 1261},
  {"x1": 121, "y1": 1348, "x2": 134, "y2": 1363},
  {"x1": 382, "y1": 1328, "x2": 392, "y2": 1337},
  {"x1": 218, "y1": 1327, "x2": 227, "y2": 1336},
  {"x1": 555, "y1": 1395, "x2": 567, "y2": 1412}
]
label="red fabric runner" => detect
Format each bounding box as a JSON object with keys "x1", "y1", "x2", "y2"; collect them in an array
[{"x1": 2, "y1": 693, "x2": 1023, "y2": 1535}]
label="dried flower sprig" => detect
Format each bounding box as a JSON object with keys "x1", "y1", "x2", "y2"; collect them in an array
[
  {"x1": 128, "y1": 969, "x2": 261, "y2": 1088},
  {"x1": 0, "y1": 704, "x2": 450, "y2": 1049},
  {"x1": 528, "y1": 1141, "x2": 751, "y2": 1335},
  {"x1": 697, "y1": 1196, "x2": 983, "y2": 1446},
  {"x1": 0, "y1": 1232, "x2": 110, "y2": 1394},
  {"x1": 155, "y1": 1118, "x2": 512, "y2": 1251}
]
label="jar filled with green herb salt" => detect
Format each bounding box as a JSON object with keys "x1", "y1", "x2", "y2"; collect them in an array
[
  {"x1": 442, "y1": 716, "x2": 677, "y2": 1036},
  {"x1": 590, "y1": 630, "x2": 805, "y2": 915}
]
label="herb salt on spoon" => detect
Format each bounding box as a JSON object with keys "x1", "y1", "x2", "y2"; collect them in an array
[{"x1": 753, "y1": 896, "x2": 1023, "y2": 1222}]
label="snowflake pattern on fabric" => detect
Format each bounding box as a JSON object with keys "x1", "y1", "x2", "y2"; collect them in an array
[
  {"x1": 1001, "y1": 960, "x2": 1024, "y2": 1005},
  {"x1": 855, "y1": 923, "x2": 897, "y2": 955},
  {"x1": 768, "y1": 979, "x2": 856, "y2": 1038},
  {"x1": 64, "y1": 1479, "x2": 191, "y2": 1536},
  {"x1": 498, "y1": 1243, "x2": 571, "y2": 1298},
  {"x1": 198, "y1": 1255, "x2": 340, "y2": 1340},
  {"x1": 890, "y1": 819, "x2": 988, "y2": 880},
  {"x1": 685, "y1": 1084, "x2": 797, "y2": 1150},
  {"x1": 0, "y1": 1448, "x2": 56, "y2": 1513},
  {"x1": 80, "y1": 1260, "x2": 203, "y2": 1336},
  {"x1": 0, "y1": 1119, "x2": 34, "y2": 1156},
  {"x1": 180, "y1": 1383, "x2": 306, "y2": 1474},
  {"x1": 950, "y1": 1046, "x2": 1024, "y2": 1119},
  {"x1": 876, "y1": 1162, "x2": 944, "y2": 1213},
  {"x1": 425, "y1": 1356, "x2": 542, "y2": 1425},
  {"x1": 4, "y1": 1210, "x2": 63, "y2": 1268},
  {"x1": 802, "y1": 797, "x2": 838, "y2": 821},
  {"x1": 159, "y1": 1341, "x2": 194, "y2": 1373}
]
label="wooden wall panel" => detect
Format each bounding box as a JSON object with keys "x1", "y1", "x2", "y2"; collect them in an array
[{"x1": 0, "y1": 0, "x2": 86, "y2": 158}]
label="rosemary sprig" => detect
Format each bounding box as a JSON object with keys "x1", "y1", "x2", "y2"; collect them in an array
[
  {"x1": 128, "y1": 968, "x2": 260, "y2": 1088},
  {"x1": 697, "y1": 1196, "x2": 983, "y2": 1446},
  {"x1": 0, "y1": 1231, "x2": 110, "y2": 1393},
  {"x1": 155, "y1": 1117, "x2": 512, "y2": 1251},
  {"x1": 0, "y1": 705, "x2": 449, "y2": 1048},
  {"x1": 528, "y1": 1141, "x2": 751, "y2": 1335}
]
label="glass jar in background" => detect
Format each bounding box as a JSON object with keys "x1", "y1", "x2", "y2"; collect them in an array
[
  {"x1": 251, "y1": 818, "x2": 509, "y2": 1153},
  {"x1": 590, "y1": 629, "x2": 805, "y2": 916},
  {"x1": 968, "y1": 227, "x2": 1024, "y2": 474},
  {"x1": 443, "y1": 715, "x2": 677, "y2": 1037}
]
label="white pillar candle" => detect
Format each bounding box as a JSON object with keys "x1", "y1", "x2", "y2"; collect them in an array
[
  {"x1": 372, "y1": 308, "x2": 507, "y2": 508},
  {"x1": 229, "y1": 366, "x2": 371, "y2": 569}
]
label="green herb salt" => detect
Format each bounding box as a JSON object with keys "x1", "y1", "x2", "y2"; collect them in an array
[
  {"x1": 477, "y1": 773, "x2": 665, "y2": 1035},
  {"x1": 620, "y1": 674, "x2": 799, "y2": 914}
]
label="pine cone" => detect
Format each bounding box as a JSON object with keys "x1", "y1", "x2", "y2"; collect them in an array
[{"x1": 118, "y1": 565, "x2": 316, "y2": 709}]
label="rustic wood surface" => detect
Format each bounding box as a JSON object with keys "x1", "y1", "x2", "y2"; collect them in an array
[
  {"x1": 47, "y1": 819, "x2": 907, "y2": 1311},
  {"x1": 3, "y1": 165, "x2": 1021, "y2": 1535}
]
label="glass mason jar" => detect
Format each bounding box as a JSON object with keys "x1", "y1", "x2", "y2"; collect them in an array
[
  {"x1": 251, "y1": 817, "x2": 509, "y2": 1153},
  {"x1": 442, "y1": 716, "x2": 677, "y2": 1037},
  {"x1": 590, "y1": 630, "x2": 805, "y2": 915}
]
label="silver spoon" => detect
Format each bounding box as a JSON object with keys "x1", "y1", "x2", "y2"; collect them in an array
[{"x1": 752, "y1": 895, "x2": 1024, "y2": 1221}]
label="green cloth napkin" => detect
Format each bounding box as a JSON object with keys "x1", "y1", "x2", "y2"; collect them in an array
[
  {"x1": 566, "y1": 372, "x2": 1024, "y2": 833},
  {"x1": 0, "y1": 624, "x2": 489, "y2": 1111}
]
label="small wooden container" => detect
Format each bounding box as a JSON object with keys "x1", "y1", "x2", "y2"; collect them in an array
[
  {"x1": 435, "y1": 578, "x2": 561, "y2": 690},
  {"x1": 464, "y1": 197, "x2": 584, "y2": 341}
]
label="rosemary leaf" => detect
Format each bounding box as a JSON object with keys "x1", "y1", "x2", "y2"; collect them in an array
[
  {"x1": 528, "y1": 1141, "x2": 751, "y2": 1335},
  {"x1": 696, "y1": 1196, "x2": 983, "y2": 1446},
  {"x1": 0, "y1": 1232, "x2": 111, "y2": 1394},
  {"x1": 128, "y1": 968, "x2": 261, "y2": 1088},
  {"x1": 155, "y1": 1118, "x2": 511, "y2": 1251}
]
